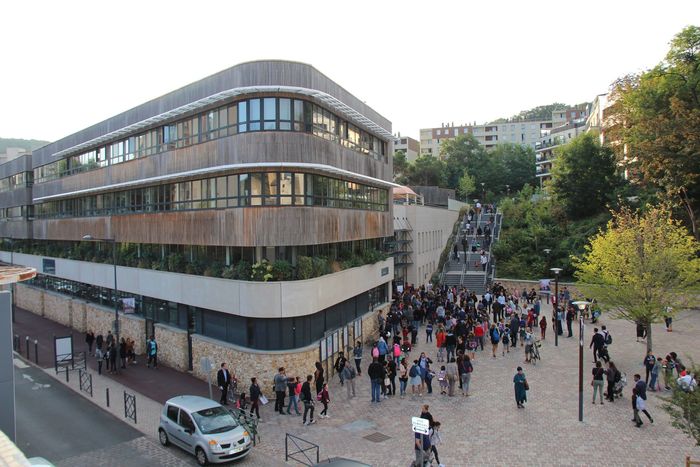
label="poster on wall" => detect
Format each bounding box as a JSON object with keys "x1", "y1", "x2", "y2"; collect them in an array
[
  {"x1": 539, "y1": 279, "x2": 551, "y2": 291},
  {"x1": 121, "y1": 297, "x2": 136, "y2": 314}
]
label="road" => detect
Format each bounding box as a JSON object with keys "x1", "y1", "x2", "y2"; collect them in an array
[{"x1": 14, "y1": 362, "x2": 193, "y2": 467}]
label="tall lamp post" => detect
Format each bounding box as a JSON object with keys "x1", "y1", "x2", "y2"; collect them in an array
[
  {"x1": 572, "y1": 300, "x2": 590, "y2": 423},
  {"x1": 82, "y1": 235, "x2": 119, "y2": 374},
  {"x1": 480, "y1": 182, "x2": 486, "y2": 203},
  {"x1": 505, "y1": 184, "x2": 510, "y2": 196},
  {"x1": 550, "y1": 267, "x2": 562, "y2": 347},
  {"x1": 543, "y1": 249, "x2": 551, "y2": 303}
]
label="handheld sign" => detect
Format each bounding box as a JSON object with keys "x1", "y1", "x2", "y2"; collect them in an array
[{"x1": 412, "y1": 416, "x2": 429, "y2": 435}]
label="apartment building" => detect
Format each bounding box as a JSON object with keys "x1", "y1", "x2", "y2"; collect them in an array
[
  {"x1": 393, "y1": 135, "x2": 420, "y2": 162},
  {"x1": 0, "y1": 60, "x2": 396, "y2": 385}
]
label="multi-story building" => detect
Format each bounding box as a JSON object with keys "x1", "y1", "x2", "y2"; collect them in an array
[
  {"x1": 393, "y1": 135, "x2": 420, "y2": 162},
  {"x1": 535, "y1": 115, "x2": 589, "y2": 186},
  {"x1": 392, "y1": 187, "x2": 459, "y2": 287},
  {"x1": 419, "y1": 119, "x2": 553, "y2": 158},
  {"x1": 0, "y1": 60, "x2": 396, "y2": 384}
]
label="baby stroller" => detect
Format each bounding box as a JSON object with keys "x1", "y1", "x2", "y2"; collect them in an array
[{"x1": 612, "y1": 371, "x2": 627, "y2": 399}]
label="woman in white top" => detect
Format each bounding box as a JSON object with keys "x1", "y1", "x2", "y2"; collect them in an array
[{"x1": 429, "y1": 422, "x2": 444, "y2": 467}]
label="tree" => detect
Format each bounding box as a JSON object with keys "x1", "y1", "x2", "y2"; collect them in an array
[
  {"x1": 663, "y1": 362, "x2": 700, "y2": 445},
  {"x1": 403, "y1": 154, "x2": 446, "y2": 187},
  {"x1": 439, "y1": 134, "x2": 486, "y2": 190},
  {"x1": 609, "y1": 25, "x2": 700, "y2": 238},
  {"x1": 574, "y1": 206, "x2": 700, "y2": 353},
  {"x1": 457, "y1": 171, "x2": 476, "y2": 200},
  {"x1": 393, "y1": 150, "x2": 409, "y2": 184},
  {"x1": 549, "y1": 133, "x2": 620, "y2": 219},
  {"x1": 489, "y1": 143, "x2": 536, "y2": 193}
]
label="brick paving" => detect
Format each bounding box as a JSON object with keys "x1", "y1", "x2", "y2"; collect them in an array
[{"x1": 15, "y1": 304, "x2": 700, "y2": 465}]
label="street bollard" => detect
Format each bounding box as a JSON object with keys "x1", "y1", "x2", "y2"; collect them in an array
[
  {"x1": 14, "y1": 335, "x2": 19, "y2": 353},
  {"x1": 25, "y1": 336, "x2": 29, "y2": 358},
  {"x1": 106, "y1": 388, "x2": 110, "y2": 407},
  {"x1": 34, "y1": 340, "x2": 39, "y2": 365},
  {"x1": 65, "y1": 366, "x2": 69, "y2": 382}
]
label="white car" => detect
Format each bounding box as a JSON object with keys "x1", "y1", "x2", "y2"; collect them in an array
[{"x1": 159, "y1": 395, "x2": 252, "y2": 465}]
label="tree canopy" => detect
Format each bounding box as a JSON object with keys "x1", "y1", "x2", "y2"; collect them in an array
[
  {"x1": 574, "y1": 205, "x2": 700, "y2": 352},
  {"x1": 549, "y1": 133, "x2": 620, "y2": 220},
  {"x1": 608, "y1": 25, "x2": 700, "y2": 238}
]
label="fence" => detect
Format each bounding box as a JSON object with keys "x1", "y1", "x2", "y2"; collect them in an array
[
  {"x1": 285, "y1": 433, "x2": 319, "y2": 466},
  {"x1": 124, "y1": 391, "x2": 137, "y2": 424},
  {"x1": 78, "y1": 369, "x2": 93, "y2": 397},
  {"x1": 687, "y1": 456, "x2": 700, "y2": 467}
]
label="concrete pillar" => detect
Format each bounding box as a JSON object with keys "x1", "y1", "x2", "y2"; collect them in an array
[{"x1": 0, "y1": 291, "x2": 16, "y2": 441}]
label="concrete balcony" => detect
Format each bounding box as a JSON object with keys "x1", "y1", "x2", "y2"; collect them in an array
[{"x1": 0, "y1": 251, "x2": 393, "y2": 319}]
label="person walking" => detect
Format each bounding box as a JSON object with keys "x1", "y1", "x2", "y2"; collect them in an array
[
  {"x1": 539, "y1": 316, "x2": 547, "y2": 340},
  {"x1": 398, "y1": 358, "x2": 409, "y2": 397},
  {"x1": 460, "y1": 355, "x2": 473, "y2": 396},
  {"x1": 108, "y1": 342, "x2": 117, "y2": 374},
  {"x1": 248, "y1": 377, "x2": 262, "y2": 421},
  {"x1": 632, "y1": 387, "x2": 654, "y2": 427},
  {"x1": 490, "y1": 324, "x2": 500, "y2": 358},
  {"x1": 119, "y1": 338, "x2": 127, "y2": 369},
  {"x1": 589, "y1": 328, "x2": 604, "y2": 363},
  {"x1": 513, "y1": 367, "x2": 528, "y2": 408},
  {"x1": 606, "y1": 361, "x2": 620, "y2": 402},
  {"x1": 409, "y1": 359, "x2": 422, "y2": 397},
  {"x1": 334, "y1": 352, "x2": 347, "y2": 386},
  {"x1": 353, "y1": 341, "x2": 363, "y2": 375},
  {"x1": 314, "y1": 361, "x2": 324, "y2": 394},
  {"x1": 445, "y1": 357, "x2": 458, "y2": 397},
  {"x1": 146, "y1": 335, "x2": 158, "y2": 369},
  {"x1": 592, "y1": 361, "x2": 605, "y2": 404},
  {"x1": 342, "y1": 362, "x2": 357, "y2": 398},
  {"x1": 217, "y1": 363, "x2": 232, "y2": 405},
  {"x1": 286, "y1": 376, "x2": 301, "y2": 415},
  {"x1": 649, "y1": 357, "x2": 662, "y2": 392},
  {"x1": 566, "y1": 307, "x2": 574, "y2": 338},
  {"x1": 95, "y1": 345, "x2": 104, "y2": 375},
  {"x1": 429, "y1": 422, "x2": 444, "y2": 467},
  {"x1": 663, "y1": 354, "x2": 676, "y2": 390},
  {"x1": 274, "y1": 367, "x2": 288, "y2": 415},
  {"x1": 643, "y1": 351, "x2": 656, "y2": 385},
  {"x1": 368, "y1": 357, "x2": 384, "y2": 403},
  {"x1": 301, "y1": 375, "x2": 315, "y2": 425},
  {"x1": 85, "y1": 331, "x2": 95, "y2": 356},
  {"x1": 386, "y1": 358, "x2": 397, "y2": 396},
  {"x1": 318, "y1": 383, "x2": 330, "y2": 418}
]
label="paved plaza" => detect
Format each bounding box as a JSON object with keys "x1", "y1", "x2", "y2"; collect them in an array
[{"x1": 16, "y1": 303, "x2": 700, "y2": 466}]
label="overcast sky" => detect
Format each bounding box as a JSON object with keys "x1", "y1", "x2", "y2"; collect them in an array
[{"x1": 2, "y1": 0, "x2": 698, "y2": 143}]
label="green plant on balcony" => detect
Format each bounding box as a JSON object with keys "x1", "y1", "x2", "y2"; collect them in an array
[
  {"x1": 235, "y1": 261, "x2": 252, "y2": 280},
  {"x1": 167, "y1": 253, "x2": 185, "y2": 273},
  {"x1": 271, "y1": 259, "x2": 293, "y2": 281},
  {"x1": 221, "y1": 265, "x2": 236, "y2": 279},
  {"x1": 296, "y1": 256, "x2": 314, "y2": 279},
  {"x1": 203, "y1": 262, "x2": 223, "y2": 277},
  {"x1": 251, "y1": 259, "x2": 274, "y2": 281},
  {"x1": 312, "y1": 256, "x2": 331, "y2": 277}
]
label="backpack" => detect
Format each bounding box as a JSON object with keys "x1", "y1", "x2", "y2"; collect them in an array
[
  {"x1": 316, "y1": 392, "x2": 323, "y2": 401},
  {"x1": 491, "y1": 329, "x2": 500, "y2": 342},
  {"x1": 409, "y1": 365, "x2": 419, "y2": 378},
  {"x1": 604, "y1": 333, "x2": 612, "y2": 345},
  {"x1": 502, "y1": 332, "x2": 510, "y2": 345},
  {"x1": 614, "y1": 370, "x2": 621, "y2": 383}
]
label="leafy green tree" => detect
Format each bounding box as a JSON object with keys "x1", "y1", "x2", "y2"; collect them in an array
[
  {"x1": 439, "y1": 134, "x2": 486, "y2": 190},
  {"x1": 489, "y1": 143, "x2": 536, "y2": 193},
  {"x1": 393, "y1": 150, "x2": 409, "y2": 184},
  {"x1": 457, "y1": 171, "x2": 476, "y2": 200},
  {"x1": 663, "y1": 362, "x2": 700, "y2": 445},
  {"x1": 574, "y1": 205, "x2": 700, "y2": 352},
  {"x1": 404, "y1": 154, "x2": 446, "y2": 187},
  {"x1": 549, "y1": 133, "x2": 620, "y2": 219},
  {"x1": 609, "y1": 25, "x2": 700, "y2": 238}
]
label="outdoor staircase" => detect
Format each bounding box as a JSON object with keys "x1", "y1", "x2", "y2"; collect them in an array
[{"x1": 439, "y1": 207, "x2": 503, "y2": 295}]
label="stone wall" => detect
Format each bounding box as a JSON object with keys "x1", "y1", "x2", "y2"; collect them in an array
[
  {"x1": 191, "y1": 335, "x2": 319, "y2": 391},
  {"x1": 495, "y1": 278, "x2": 582, "y2": 300},
  {"x1": 15, "y1": 284, "x2": 43, "y2": 315},
  {"x1": 84, "y1": 303, "x2": 146, "y2": 354},
  {"x1": 155, "y1": 323, "x2": 189, "y2": 372},
  {"x1": 361, "y1": 302, "x2": 388, "y2": 346},
  {"x1": 43, "y1": 291, "x2": 72, "y2": 328},
  {"x1": 72, "y1": 301, "x2": 87, "y2": 333}
]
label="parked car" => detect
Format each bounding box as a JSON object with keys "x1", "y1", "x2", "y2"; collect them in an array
[{"x1": 159, "y1": 395, "x2": 252, "y2": 465}]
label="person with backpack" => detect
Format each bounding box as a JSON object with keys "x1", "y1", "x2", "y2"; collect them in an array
[
  {"x1": 602, "y1": 325, "x2": 612, "y2": 346},
  {"x1": 146, "y1": 335, "x2": 158, "y2": 369},
  {"x1": 342, "y1": 361, "x2": 357, "y2": 398},
  {"x1": 368, "y1": 357, "x2": 384, "y2": 403},
  {"x1": 409, "y1": 359, "x2": 423, "y2": 396},
  {"x1": 490, "y1": 324, "x2": 500, "y2": 358},
  {"x1": 460, "y1": 355, "x2": 473, "y2": 397},
  {"x1": 501, "y1": 325, "x2": 510, "y2": 355},
  {"x1": 592, "y1": 361, "x2": 606, "y2": 404}
]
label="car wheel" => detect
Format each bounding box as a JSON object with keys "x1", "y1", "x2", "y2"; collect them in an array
[
  {"x1": 158, "y1": 429, "x2": 169, "y2": 446},
  {"x1": 195, "y1": 447, "x2": 208, "y2": 466}
]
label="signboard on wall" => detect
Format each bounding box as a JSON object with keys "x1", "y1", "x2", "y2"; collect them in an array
[
  {"x1": 121, "y1": 297, "x2": 136, "y2": 314},
  {"x1": 42, "y1": 258, "x2": 56, "y2": 275}
]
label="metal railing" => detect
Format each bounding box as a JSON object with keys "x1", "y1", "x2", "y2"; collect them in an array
[
  {"x1": 78, "y1": 369, "x2": 93, "y2": 397},
  {"x1": 228, "y1": 407, "x2": 259, "y2": 446},
  {"x1": 124, "y1": 391, "x2": 137, "y2": 424},
  {"x1": 285, "y1": 433, "x2": 320, "y2": 466}
]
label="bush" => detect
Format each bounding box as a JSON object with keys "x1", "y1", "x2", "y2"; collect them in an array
[
  {"x1": 203, "y1": 262, "x2": 223, "y2": 277},
  {"x1": 251, "y1": 260, "x2": 274, "y2": 281},
  {"x1": 167, "y1": 253, "x2": 185, "y2": 273},
  {"x1": 297, "y1": 256, "x2": 314, "y2": 279},
  {"x1": 271, "y1": 260, "x2": 293, "y2": 281},
  {"x1": 312, "y1": 256, "x2": 331, "y2": 277},
  {"x1": 235, "y1": 261, "x2": 252, "y2": 280}
]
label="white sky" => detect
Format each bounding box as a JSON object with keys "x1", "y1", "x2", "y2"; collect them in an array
[{"x1": 2, "y1": 0, "x2": 698, "y2": 143}]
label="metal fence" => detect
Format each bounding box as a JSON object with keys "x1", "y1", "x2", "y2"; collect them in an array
[
  {"x1": 124, "y1": 391, "x2": 137, "y2": 424},
  {"x1": 78, "y1": 369, "x2": 93, "y2": 397},
  {"x1": 285, "y1": 433, "x2": 319, "y2": 466}
]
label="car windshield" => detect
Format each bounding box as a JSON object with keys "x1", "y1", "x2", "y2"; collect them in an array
[{"x1": 192, "y1": 406, "x2": 239, "y2": 435}]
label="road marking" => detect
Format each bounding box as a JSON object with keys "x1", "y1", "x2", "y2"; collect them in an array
[
  {"x1": 13, "y1": 358, "x2": 29, "y2": 369},
  {"x1": 22, "y1": 374, "x2": 34, "y2": 382}
]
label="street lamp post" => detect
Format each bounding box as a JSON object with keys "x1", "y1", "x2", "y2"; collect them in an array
[
  {"x1": 82, "y1": 235, "x2": 119, "y2": 374},
  {"x1": 543, "y1": 249, "x2": 551, "y2": 301},
  {"x1": 480, "y1": 182, "x2": 486, "y2": 203},
  {"x1": 505, "y1": 184, "x2": 510, "y2": 196},
  {"x1": 550, "y1": 267, "x2": 562, "y2": 347},
  {"x1": 572, "y1": 300, "x2": 590, "y2": 423}
]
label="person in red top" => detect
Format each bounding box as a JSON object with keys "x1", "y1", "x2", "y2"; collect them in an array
[
  {"x1": 474, "y1": 322, "x2": 485, "y2": 351},
  {"x1": 436, "y1": 329, "x2": 446, "y2": 362},
  {"x1": 318, "y1": 383, "x2": 330, "y2": 418}
]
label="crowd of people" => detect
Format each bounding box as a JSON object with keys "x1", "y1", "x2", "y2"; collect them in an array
[{"x1": 85, "y1": 330, "x2": 156, "y2": 374}]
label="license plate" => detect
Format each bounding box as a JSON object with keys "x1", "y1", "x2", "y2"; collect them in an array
[{"x1": 229, "y1": 446, "x2": 243, "y2": 454}]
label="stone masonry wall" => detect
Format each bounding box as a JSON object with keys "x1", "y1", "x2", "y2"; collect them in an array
[
  {"x1": 496, "y1": 279, "x2": 582, "y2": 301},
  {"x1": 72, "y1": 301, "x2": 87, "y2": 333},
  {"x1": 15, "y1": 284, "x2": 43, "y2": 316},
  {"x1": 191, "y1": 335, "x2": 319, "y2": 392},
  {"x1": 43, "y1": 291, "x2": 72, "y2": 328},
  {"x1": 155, "y1": 323, "x2": 189, "y2": 372},
  {"x1": 84, "y1": 303, "x2": 146, "y2": 354}
]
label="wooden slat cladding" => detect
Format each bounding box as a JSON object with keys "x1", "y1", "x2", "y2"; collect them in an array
[
  {"x1": 32, "y1": 207, "x2": 392, "y2": 246},
  {"x1": 33, "y1": 132, "x2": 389, "y2": 200}
]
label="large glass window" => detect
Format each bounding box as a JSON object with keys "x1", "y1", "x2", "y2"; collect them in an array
[
  {"x1": 238, "y1": 101, "x2": 248, "y2": 133},
  {"x1": 248, "y1": 99, "x2": 261, "y2": 131},
  {"x1": 263, "y1": 98, "x2": 276, "y2": 130},
  {"x1": 279, "y1": 99, "x2": 291, "y2": 131}
]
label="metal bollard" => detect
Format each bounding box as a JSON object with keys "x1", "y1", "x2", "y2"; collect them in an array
[
  {"x1": 65, "y1": 366, "x2": 69, "y2": 382},
  {"x1": 14, "y1": 335, "x2": 19, "y2": 352},
  {"x1": 106, "y1": 387, "x2": 110, "y2": 407},
  {"x1": 34, "y1": 340, "x2": 38, "y2": 365},
  {"x1": 25, "y1": 336, "x2": 29, "y2": 358}
]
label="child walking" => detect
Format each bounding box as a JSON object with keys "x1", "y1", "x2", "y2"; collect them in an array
[{"x1": 319, "y1": 383, "x2": 330, "y2": 419}]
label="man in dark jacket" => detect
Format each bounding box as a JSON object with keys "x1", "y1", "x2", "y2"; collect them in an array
[
  {"x1": 510, "y1": 314, "x2": 520, "y2": 347},
  {"x1": 217, "y1": 362, "x2": 232, "y2": 405},
  {"x1": 273, "y1": 367, "x2": 287, "y2": 415},
  {"x1": 301, "y1": 375, "x2": 315, "y2": 425},
  {"x1": 367, "y1": 358, "x2": 385, "y2": 403},
  {"x1": 589, "y1": 328, "x2": 605, "y2": 363},
  {"x1": 334, "y1": 352, "x2": 347, "y2": 386},
  {"x1": 566, "y1": 307, "x2": 575, "y2": 338}
]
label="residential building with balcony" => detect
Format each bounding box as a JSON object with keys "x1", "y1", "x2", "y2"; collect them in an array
[
  {"x1": 0, "y1": 60, "x2": 396, "y2": 384},
  {"x1": 535, "y1": 116, "x2": 588, "y2": 186}
]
